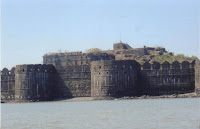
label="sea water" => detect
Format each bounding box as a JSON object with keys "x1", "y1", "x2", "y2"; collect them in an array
[{"x1": 1, "y1": 98, "x2": 200, "y2": 129}]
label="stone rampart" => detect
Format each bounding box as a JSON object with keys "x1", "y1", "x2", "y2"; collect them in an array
[
  {"x1": 1, "y1": 43, "x2": 198, "y2": 101},
  {"x1": 91, "y1": 60, "x2": 196, "y2": 97},
  {"x1": 15, "y1": 64, "x2": 56, "y2": 101},
  {"x1": 91, "y1": 60, "x2": 140, "y2": 97},
  {"x1": 1, "y1": 67, "x2": 15, "y2": 100},
  {"x1": 43, "y1": 52, "x2": 115, "y2": 98},
  {"x1": 139, "y1": 61, "x2": 195, "y2": 96}
]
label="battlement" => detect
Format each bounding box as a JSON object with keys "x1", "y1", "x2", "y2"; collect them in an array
[
  {"x1": 139, "y1": 60, "x2": 196, "y2": 96},
  {"x1": 15, "y1": 64, "x2": 56, "y2": 73},
  {"x1": 141, "y1": 60, "x2": 195, "y2": 70},
  {"x1": 1, "y1": 67, "x2": 15, "y2": 75},
  {"x1": 91, "y1": 60, "x2": 196, "y2": 71},
  {"x1": 91, "y1": 60, "x2": 139, "y2": 70},
  {"x1": 90, "y1": 59, "x2": 197, "y2": 97},
  {"x1": 15, "y1": 64, "x2": 56, "y2": 101}
]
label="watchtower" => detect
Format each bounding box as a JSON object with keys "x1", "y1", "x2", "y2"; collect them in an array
[
  {"x1": 15, "y1": 64, "x2": 56, "y2": 101},
  {"x1": 113, "y1": 41, "x2": 132, "y2": 51}
]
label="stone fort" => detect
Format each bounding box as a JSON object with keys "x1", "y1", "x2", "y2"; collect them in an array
[{"x1": 1, "y1": 42, "x2": 200, "y2": 101}]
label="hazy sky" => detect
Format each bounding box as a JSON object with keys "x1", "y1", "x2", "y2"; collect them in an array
[{"x1": 1, "y1": 0, "x2": 200, "y2": 69}]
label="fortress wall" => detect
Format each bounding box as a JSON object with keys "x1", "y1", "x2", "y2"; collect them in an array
[
  {"x1": 43, "y1": 52, "x2": 115, "y2": 98},
  {"x1": 195, "y1": 59, "x2": 200, "y2": 96},
  {"x1": 140, "y1": 61, "x2": 195, "y2": 96},
  {"x1": 1, "y1": 67, "x2": 15, "y2": 100},
  {"x1": 91, "y1": 60, "x2": 139, "y2": 97},
  {"x1": 15, "y1": 64, "x2": 56, "y2": 101},
  {"x1": 54, "y1": 65, "x2": 91, "y2": 97}
]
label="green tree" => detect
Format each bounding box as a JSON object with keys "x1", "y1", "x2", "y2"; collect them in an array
[{"x1": 85, "y1": 48, "x2": 102, "y2": 53}]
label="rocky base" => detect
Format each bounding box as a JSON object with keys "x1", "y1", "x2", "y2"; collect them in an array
[
  {"x1": 115, "y1": 93, "x2": 199, "y2": 100},
  {"x1": 2, "y1": 93, "x2": 199, "y2": 103},
  {"x1": 91, "y1": 93, "x2": 198, "y2": 100}
]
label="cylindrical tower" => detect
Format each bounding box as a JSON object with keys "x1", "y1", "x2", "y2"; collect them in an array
[
  {"x1": 15, "y1": 64, "x2": 56, "y2": 101},
  {"x1": 91, "y1": 60, "x2": 140, "y2": 97}
]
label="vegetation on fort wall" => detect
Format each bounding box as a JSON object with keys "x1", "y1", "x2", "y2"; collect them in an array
[
  {"x1": 85, "y1": 48, "x2": 102, "y2": 53},
  {"x1": 150, "y1": 53, "x2": 197, "y2": 63},
  {"x1": 136, "y1": 53, "x2": 198, "y2": 64},
  {"x1": 44, "y1": 48, "x2": 105, "y2": 56},
  {"x1": 43, "y1": 47, "x2": 198, "y2": 65},
  {"x1": 44, "y1": 50, "x2": 69, "y2": 56}
]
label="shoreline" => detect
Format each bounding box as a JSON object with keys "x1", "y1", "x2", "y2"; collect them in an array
[
  {"x1": 2, "y1": 93, "x2": 199, "y2": 103},
  {"x1": 54, "y1": 92, "x2": 200, "y2": 102}
]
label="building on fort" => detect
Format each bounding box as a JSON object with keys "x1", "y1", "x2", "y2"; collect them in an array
[{"x1": 1, "y1": 42, "x2": 200, "y2": 101}]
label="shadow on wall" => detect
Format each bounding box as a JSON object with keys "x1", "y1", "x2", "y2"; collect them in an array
[
  {"x1": 53, "y1": 64, "x2": 91, "y2": 98},
  {"x1": 55, "y1": 71, "x2": 73, "y2": 98}
]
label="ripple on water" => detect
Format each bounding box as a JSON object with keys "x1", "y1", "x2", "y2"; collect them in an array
[{"x1": 1, "y1": 98, "x2": 200, "y2": 129}]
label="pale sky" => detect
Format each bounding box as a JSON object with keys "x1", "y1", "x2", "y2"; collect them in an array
[{"x1": 1, "y1": 0, "x2": 200, "y2": 69}]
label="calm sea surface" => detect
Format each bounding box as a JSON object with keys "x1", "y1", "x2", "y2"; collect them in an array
[{"x1": 1, "y1": 98, "x2": 200, "y2": 129}]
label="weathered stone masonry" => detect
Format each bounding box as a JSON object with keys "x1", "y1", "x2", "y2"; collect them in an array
[
  {"x1": 43, "y1": 52, "x2": 115, "y2": 98},
  {"x1": 1, "y1": 67, "x2": 15, "y2": 100},
  {"x1": 91, "y1": 60, "x2": 140, "y2": 97},
  {"x1": 91, "y1": 60, "x2": 196, "y2": 97},
  {"x1": 1, "y1": 43, "x2": 200, "y2": 101},
  {"x1": 139, "y1": 61, "x2": 195, "y2": 96},
  {"x1": 15, "y1": 64, "x2": 56, "y2": 101}
]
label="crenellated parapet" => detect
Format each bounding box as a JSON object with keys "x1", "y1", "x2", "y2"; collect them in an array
[
  {"x1": 139, "y1": 60, "x2": 196, "y2": 96},
  {"x1": 1, "y1": 67, "x2": 15, "y2": 100},
  {"x1": 141, "y1": 61, "x2": 195, "y2": 70},
  {"x1": 15, "y1": 64, "x2": 56, "y2": 101}
]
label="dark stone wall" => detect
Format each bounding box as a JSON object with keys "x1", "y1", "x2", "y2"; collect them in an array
[
  {"x1": 91, "y1": 60, "x2": 195, "y2": 97},
  {"x1": 195, "y1": 59, "x2": 200, "y2": 96},
  {"x1": 15, "y1": 64, "x2": 56, "y2": 101},
  {"x1": 54, "y1": 65, "x2": 91, "y2": 98},
  {"x1": 1, "y1": 67, "x2": 15, "y2": 100},
  {"x1": 43, "y1": 52, "x2": 115, "y2": 98},
  {"x1": 139, "y1": 61, "x2": 195, "y2": 96},
  {"x1": 1, "y1": 46, "x2": 196, "y2": 101},
  {"x1": 91, "y1": 60, "x2": 140, "y2": 97}
]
